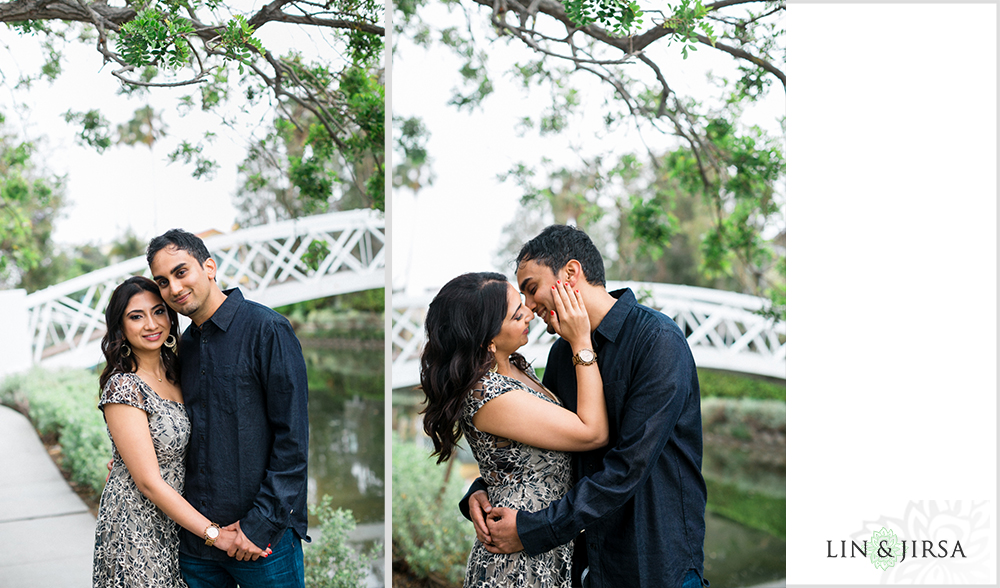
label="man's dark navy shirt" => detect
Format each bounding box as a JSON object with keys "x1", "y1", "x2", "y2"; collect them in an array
[
  {"x1": 178, "y1": 288, "x2": 309, "y2": 560},
  {"x1": 518, "y1": 288, "x2": 707, "y2": 588}
]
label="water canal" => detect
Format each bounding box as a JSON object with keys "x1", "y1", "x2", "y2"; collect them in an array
[{"x1": 302, "y1": 338, "x2": 385, "y2": 586}]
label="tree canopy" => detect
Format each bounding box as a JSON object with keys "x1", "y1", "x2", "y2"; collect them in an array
[
  {"x1": 0, "y1": 113, "x2": 64, "y2": 288},
  {"x1": 1, "y1": 0, "x2": 385, "y2": 214}
]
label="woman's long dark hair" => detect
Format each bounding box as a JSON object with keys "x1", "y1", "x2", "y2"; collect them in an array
[
  {"x1": 99, "y1": 276, "x2": 181, "y2": 391},
  {"x1": 420, "y1": 272, "x2": 530, "y2": 463}
]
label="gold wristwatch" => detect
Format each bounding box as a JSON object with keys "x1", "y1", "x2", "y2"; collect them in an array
[
  {"x1": 572, "y1": 349, "x2": 597, "y2": 366},
  {"x1": 204, "y1": 523, "x2": 221, "y2": 546}
]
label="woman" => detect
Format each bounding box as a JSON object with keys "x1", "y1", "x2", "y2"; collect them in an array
[
  {"x1": 92, "y1": 277, "x2": 262, "y2": 587},
  {"x1": 421, "y1": 272, "x2": 607, "y2": 588}
]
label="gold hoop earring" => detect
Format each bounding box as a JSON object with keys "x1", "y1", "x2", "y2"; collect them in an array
[
  {"x1": 164, "y1": 335, "x2": 177, "y2": 353},
  {"x1": 121, "y1": 343, "x2": 131, "y2": 357}
]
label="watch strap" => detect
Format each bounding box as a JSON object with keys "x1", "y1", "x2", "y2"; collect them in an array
[
  {"x1": 204, "y1": 522, "x2": 221, "y2": 546},
  {"x1": 572, "y1": 349, "x2": 597, "y2": 366}
]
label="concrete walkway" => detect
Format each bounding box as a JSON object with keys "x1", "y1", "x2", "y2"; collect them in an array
[{"x1": 0, "y1": 405, "x2": 95, "y2": 588}]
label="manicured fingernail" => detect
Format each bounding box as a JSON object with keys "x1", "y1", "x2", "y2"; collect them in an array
[{"x1": 551, "y1": 311, "x2": 555, "y2": 316}]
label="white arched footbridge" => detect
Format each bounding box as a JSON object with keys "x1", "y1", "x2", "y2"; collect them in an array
[
  {"x1": 392, "y1": 281, "x2": 785, "y2": 388},
  {"x1": 6, "y1": 210, "x2": 383, "y2": 373}
]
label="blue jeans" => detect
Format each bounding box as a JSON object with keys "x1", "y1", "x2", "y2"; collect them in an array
[
  {"x1": 682, "y1": 569, "x2": 706, "y2": 588},
  {"x1": 179, "y1": 529, "x2": 304, "y2": 588}
]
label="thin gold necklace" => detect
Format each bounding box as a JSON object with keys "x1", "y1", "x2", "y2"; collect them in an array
[{"x1": 138, "y1": 366, "x2": 164, "y2": 383}]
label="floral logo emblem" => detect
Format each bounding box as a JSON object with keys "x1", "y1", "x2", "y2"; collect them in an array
[
  {"x1": 852, "y1": 501, "x2": 990, "y2": 583},
  {"x1": 870, "y1": 527, "x2": 904, "y2": 570}
]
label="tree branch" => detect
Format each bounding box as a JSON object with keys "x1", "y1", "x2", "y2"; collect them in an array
[
  {"x1": 705, "y1": 0, "x2": 771, "y2": 10},
  {"x1": 467, "y1": 0, "x2": 783, "y2": 86},
  {"x1": 111, "y1": 65, "x2": 210, "y2": 87},
  {"x1": 695, "y1": 34, "x2": 785, "y2": 87},
  {"x1": 247, "y1": 0, "x2": 384, "y2": 36},
  {"x1": 262, "y1": 14, "x2": 383, "y2": 35},
  {"x1": 0, "y1": 0, "x2": 134, "y2": 26}
]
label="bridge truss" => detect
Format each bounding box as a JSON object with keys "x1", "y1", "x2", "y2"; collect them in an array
[
  {"x1": 25, "y1": 209, "x2": 384, "y2": 369},
  {"x1": 392, "y1": 281, "x2": 785, "y2": 388}
]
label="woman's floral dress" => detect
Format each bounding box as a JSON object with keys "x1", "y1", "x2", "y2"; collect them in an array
[
  {"x1": 93, "y1": 372, "x2": 191, "y2": 588},
  {"x1": 460, "y1": 368, "x2": 574, "y2": 588}
]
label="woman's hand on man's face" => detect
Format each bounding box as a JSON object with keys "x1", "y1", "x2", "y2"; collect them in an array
[{"x1": 549, "y1": 281, "x2": 591, "y2": 348}]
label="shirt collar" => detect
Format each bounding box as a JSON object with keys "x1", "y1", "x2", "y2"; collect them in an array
[
  {"x1": 205, "y1": 288, "x2": 244, "y2": 332},
  {"x1": 594, "y1": 288, "x2": 636, "y2": 345}
]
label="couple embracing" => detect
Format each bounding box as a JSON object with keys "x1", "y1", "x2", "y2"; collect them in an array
[
  {"x1": 420, "y1": 225, "x2": 709, "y2": 588},
  {"x1": 93, "y1": 229, "x2": 309, "y2": 588}
]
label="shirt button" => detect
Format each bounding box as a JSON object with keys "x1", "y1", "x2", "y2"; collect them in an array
[
  {"x1": 200, "y1": 468, "x2": 205, "y2": 474},
  {"x1": 201, "y1": 369, "x2": 205, "y2": 375}
]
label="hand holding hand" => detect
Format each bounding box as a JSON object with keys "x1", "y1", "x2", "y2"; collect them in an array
[
  {"x1": 483, "y1": 507, "x2": 524, "y2": 554},
  {"x1": 549, "y1": 281, "x2": 591, "y2": 349},
  {"x1": 223, "y1": 520, "x2": 271, "y2": 561},
  {"x1": 212, "y1": 527, "x2": 239, "y2": 553},
  {"x1": 468, "y1": 490, "x2": 494, "y2": 545}
]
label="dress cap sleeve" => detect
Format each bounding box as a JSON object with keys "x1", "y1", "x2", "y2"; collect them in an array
[
  {"x1": 99, "y1": 372, "x2": 150, "y2": 414},
  {"x1": 466, "y1": 372, "x2": 523, "y2": 418}
]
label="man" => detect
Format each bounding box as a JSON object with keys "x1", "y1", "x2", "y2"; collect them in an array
[
  {"x1": 463, "y1": 224, "x2": 708, "y2": 588},
  {"x1": 147, "y1": 229, "x2": 309, "y2": 588}
]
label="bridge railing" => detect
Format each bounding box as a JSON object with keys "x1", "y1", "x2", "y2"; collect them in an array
[
  {"x1": 24, "y1": 209, "x2": 385, "y2": 369},
  {"x1": 392, "y1": 280, "x2": 785, "y2": 389}
]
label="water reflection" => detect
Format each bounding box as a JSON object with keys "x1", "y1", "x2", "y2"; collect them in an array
[
  {"x1": 705, "y1": 512, "x2": 786, "y2": 587},
  {"x1": 304, "y1": 342, "x2": 385, "y2": 525}
]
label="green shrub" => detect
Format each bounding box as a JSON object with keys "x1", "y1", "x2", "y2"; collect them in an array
[
  {"x1": 698, "y1": 369, "x2": 785, "y2": 401},
  {"x1": 304, "y1": 496, "x2": 380, "y2": 588},
  {"x1": 0, "y1": 372, "x2": 29, "y2": 410},
  {"x1": 1, "y1": 368, "x2": 109, "y2": 494},
  {"x1": 392, "y1": 432, "x2": 473, "y2": 586}
]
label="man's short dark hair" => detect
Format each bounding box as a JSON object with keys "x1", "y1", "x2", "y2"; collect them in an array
[
  {"x1": 146, "y1": 229, "x2": 212, "y2": 267},
  {"x1": 516, "y1": 224, "x2": 606, "y2": 287}
]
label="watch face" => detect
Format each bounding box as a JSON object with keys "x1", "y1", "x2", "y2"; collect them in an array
[
  {"x1": 207, "y1": 526, "x2": 220, "y2": 539},
  {"x1": 579, "y1": 349, "x2": 596, "y2": 362}
]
